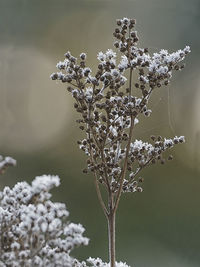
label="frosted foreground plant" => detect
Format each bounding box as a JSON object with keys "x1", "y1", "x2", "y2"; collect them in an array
[
  {"x1": 75, "y1": 258, "x2": 130, "y2": 267},
  {"x1": 0, "y1": 157, "x2": 128, "y2": 267},
  {"x1": 0, "y1": 164, "x2": 89, "y2": 266},
  {"x1": 51, "y1": 18, "x2": 190, "y2": 267}
]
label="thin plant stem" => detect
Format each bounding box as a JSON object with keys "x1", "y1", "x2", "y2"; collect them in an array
[
  {"x1": 94, "y1": 176, "x2": 109, "y2": 218},
  {"x1": 108, "y1": 209, "x2": 116, "y2": 267}
]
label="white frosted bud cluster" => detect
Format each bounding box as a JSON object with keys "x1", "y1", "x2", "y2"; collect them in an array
[
  {"x1": 51, "y1": 17, "x2": 190, "y2": 196},
  {"x1": 73, "y1": 257, "x2": 130, "y2": 267},
  {"x1": 0, "y1": 155, "x2": 16, "y2": 174},
  {"x1": 0, "y1": 175, "x2": 89, "y2": 266}
]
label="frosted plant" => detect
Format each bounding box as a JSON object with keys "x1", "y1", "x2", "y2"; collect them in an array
[
  {"x1": 0, "y1": 155, "x2": 16, "y2": 175},
  {"x1": 51, "y1": 18, "x2": 190, "y2": 267},
  {"x1": 0, "y1": 164, "x2": 89, "y2": 267},
  {"x1": 74, "y1": 257, "x2": 130, "y2": 267}
]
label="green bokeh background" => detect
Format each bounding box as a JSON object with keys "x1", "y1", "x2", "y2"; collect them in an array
[{"x1": 0, "y1": 0, "x2": 200, "y2": 266}]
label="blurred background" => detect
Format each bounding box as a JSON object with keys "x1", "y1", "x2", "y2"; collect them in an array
[{"x1": 0, "y1": 0, "x2": 199, "y2": 266}]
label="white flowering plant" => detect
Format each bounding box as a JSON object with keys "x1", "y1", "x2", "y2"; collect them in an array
[
  {"x1": 0, "y1": 157, "x2": 128, "y2": 267},
  {"x1": 0, "y1": 164, "x2": 89, "y2": 267},
  {"x1": 50, "y1": 17, "x2": 191, "y2": 266}
]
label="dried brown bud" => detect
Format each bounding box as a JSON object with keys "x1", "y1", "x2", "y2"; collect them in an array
[
  {"x1": 168, "y1": 155, "x2": 173, "y2": 160},
  {"x1": 130, "y1": 19, "x2": 136, "y2": 24},
  {"x1": 83, "y1": 169, "x2": 88, "y2": 174},
  {"x1": 137, "y1": 187, "x2": 143, "y2": 193},
  {"x1": 174, "y1": 65, "x2": 179, "y2": 70},
  {"x1": 164, "y1": 80, "x2": 169, "y2": 86},
  {"x1": 116, "y1": 19, "x2": 122, "y2": 26},
  {"x1": 138, "y1": 177, "x2": 144, "y2": 183},
  {"x1": 135, "y1": 83, "x2": 139, "y2": 88}
]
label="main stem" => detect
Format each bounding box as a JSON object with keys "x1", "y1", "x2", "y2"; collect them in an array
[
  {"x1": 108, "y1": 208, "x2": 116, "y2": 267},
  {"x1": 107, "y1": 65, "x2": 133, "y2": 267}
]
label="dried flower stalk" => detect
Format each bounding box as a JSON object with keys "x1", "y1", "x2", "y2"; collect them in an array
[{"x1": 51, "y1": 17, "x2": 190, "y2": 267}]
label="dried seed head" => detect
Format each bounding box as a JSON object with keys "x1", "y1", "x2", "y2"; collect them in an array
[{"x1": 51, "y1": 17, "x2": 190, "y2": 202}]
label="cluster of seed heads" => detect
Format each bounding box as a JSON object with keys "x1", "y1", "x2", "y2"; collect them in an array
[{"x1": 51, "y1": 17, "x2": 190, "y2": 197}]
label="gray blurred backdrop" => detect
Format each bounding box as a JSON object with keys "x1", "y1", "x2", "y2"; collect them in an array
[{"x1": 0, "y1": 0, "x2": 200, "y2": 266}]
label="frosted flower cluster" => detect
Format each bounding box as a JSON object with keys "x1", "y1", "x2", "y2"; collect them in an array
[
  {"x1": 119, "y1": 135, "x2": 185, "y2": 193},
  {"x1": 0, "y1": 174, "x2": 89, "y2": 266},
  {"x1": 85, "y1": 257, "x2": 130, "y2": 267},
  {"x1": 51, "y1": 18, "x2": 190, "y2": 195},
  {"x1": 74, "y1": 258, "x2": 130, "y2": 267},
  {"x1": 0, "y1": 155, "x2": 16, "y2": 174}
]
